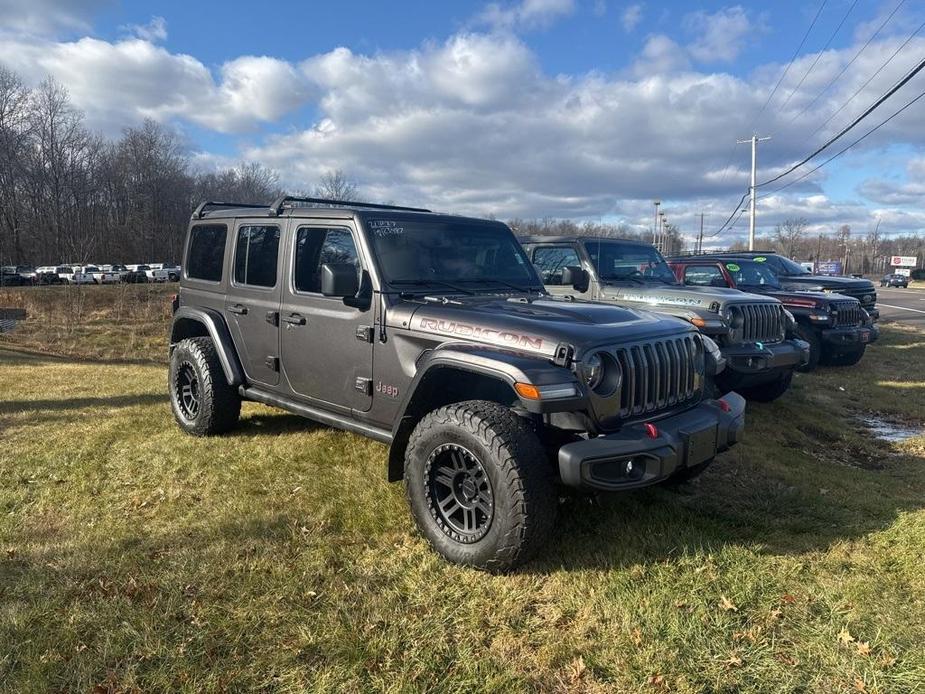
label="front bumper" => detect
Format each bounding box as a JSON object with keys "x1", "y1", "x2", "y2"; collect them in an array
[
  {"x1": 821, "y1": 324, "x2": 878, "y2": 349},
  {"x1": 721, "y1": 338, "x2": 809, "y2": 376},
  {"x1": 558, "y1": 392, "x2": 746, "y2": 491}
]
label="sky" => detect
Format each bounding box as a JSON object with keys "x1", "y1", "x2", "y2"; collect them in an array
[{"x1": 1, "y1": 0, "x2": 924, "y2": 247}]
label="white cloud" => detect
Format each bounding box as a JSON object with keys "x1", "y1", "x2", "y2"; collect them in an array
[
  {"x1": 475, "y1": 0, "x2": 575, "y2": 32},
  {"x1": 0, "y1": 0, "x2": 111, "y2": 35},
  {"x1": 621, "y1": 4, "x2": 644, "y2": 33},
  {"x1": 0, "y1": 36, "x2": 311, "y2": 133},
  {"x1": 1, "y1": 16, "x2": 923, "y2": 239},
  {"x1": 684, "y1": 6, "x2": 759, "y2": 64},
  {"x1": 121, "y1": 16, "x2": 168, "y2": 42}
]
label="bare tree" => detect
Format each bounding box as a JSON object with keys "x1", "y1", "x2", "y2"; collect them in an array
[
  {"x1": 312, "y1": 169, "x2": 360, "y2": 201},
  {"x1": 774, "y1": 218, "x2": 808, "y2": 259},
  {"x1": 0, "y1": 66, "x2": 32, "y2": 264}
]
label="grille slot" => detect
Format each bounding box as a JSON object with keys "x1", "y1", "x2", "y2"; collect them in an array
[
  {"x1": 614, "y1": 334, "x2": 703, "y2": 417},
  {"x1": 830, "y1": 300, "x2": 863, "y2": 327},
  {"x1": 731, "y1": 303, "x2": 785, "y2": 344}
]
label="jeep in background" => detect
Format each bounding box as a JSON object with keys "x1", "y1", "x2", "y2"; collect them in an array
[
  {"x1": 668, "y1": 256, "x2": 878, "y2": 370},
  {"x1": 519, "y1": 236, "x2": 809, "y2": 402},
  {"x1": 168, "y1": 197, "x2": 745, "y2": 571},
  {"x1": 698, "y1": 251, "x2": 880, "y2": 320}
]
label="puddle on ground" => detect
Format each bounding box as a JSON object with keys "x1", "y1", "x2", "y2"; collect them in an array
[{"x1": 856, "y1": 414, "x2": 923, "y2": 443}]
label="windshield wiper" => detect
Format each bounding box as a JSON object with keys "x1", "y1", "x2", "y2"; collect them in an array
[
  {"x1": 602, "y1": 275, "x2": 645, "y2": 284},
  {"x1": 457, "y1": 278, "x2": 538, "y2": 294},
  {"x1": 390, "y1": 279, "x2": 474, "y2": 295}
]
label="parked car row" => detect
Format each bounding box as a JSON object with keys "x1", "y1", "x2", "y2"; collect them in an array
[
  {"x1": 166, "y1": 197, "x2": 884, "y2": 572},
  {"x1": 0, "y1": 263, "x2": 181, "y2": 286}
]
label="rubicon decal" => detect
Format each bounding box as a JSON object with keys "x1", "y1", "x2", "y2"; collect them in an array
[
  {"x1": 613, "y1": 293, "x2": 705, "y2": 307},
  {"x1": 418, "y1": 318, "x2": 544, "y2": 351}
]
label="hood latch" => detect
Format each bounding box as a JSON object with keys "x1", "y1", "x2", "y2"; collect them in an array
[{"x1": 553, "y1": 343, "x2": 575, "y2": 368}]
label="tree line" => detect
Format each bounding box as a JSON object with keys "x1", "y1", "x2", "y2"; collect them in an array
[
  {"x1": 0, "y1": 67, "x2": 356, "y2": 266},
  {"x1": 2, "y1": 64, "x2": 921, "y2": 271}
]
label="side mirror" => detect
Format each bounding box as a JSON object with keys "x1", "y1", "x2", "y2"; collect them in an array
[
  {"x1": 710, "y1": 276, "x2": 728, "y2": 287},
  {"x1": 561, "y1": 266, "x2": 589, "y2": 292},
  {"x1": 321, "y1": 263, "x2": 359, "y2": 298}
]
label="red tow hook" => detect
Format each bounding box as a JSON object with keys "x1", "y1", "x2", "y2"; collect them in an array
[{"x1": 717, "y1": 399, "x2": 731, "y2": 413}]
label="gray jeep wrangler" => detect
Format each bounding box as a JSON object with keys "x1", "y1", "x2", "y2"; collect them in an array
[
  {"x1": 519, "y1": 236, "x2": 810, "y2": 402},
  {"x1": 168, "y1": 197, "x2": 746, "y2": 571}
]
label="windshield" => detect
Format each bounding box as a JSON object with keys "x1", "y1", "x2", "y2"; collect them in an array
[
  {"x1": 584, "y1": 241, "x2": 677, "y2": 284},
  {"x1": 757, "y1": 254, "x2": 810, "y2": 276},
  {"x1": 366, "y1": 218, "x2": 539, "y2": 288},
  {"x1": 724, "y1": 260, "x2": 781, "y2": 288}
]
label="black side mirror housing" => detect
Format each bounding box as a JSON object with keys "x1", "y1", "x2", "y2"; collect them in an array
[
  {"x1": 321, "y1": 263, "x2": 360, "y2": 298},
  {"x1": 561, "y1": 265, "x2": 589, "y2": 292}
]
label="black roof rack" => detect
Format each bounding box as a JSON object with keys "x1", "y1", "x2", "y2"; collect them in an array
[
  {"x1": 192, "y1": 201, "x2": 269, "y2": 219},
  {"x1": 270, "y1": 195, "x2": 431, "y2": 216}
]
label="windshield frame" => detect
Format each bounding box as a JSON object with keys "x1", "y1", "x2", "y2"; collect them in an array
[
  {"x1": 583, "y1": 240, "x2": 679, "y2": 285},
  {"x1": 362, "y1": 216, "x2": 544, "y2": 293}
]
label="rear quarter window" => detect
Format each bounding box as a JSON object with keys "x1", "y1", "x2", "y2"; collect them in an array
[{"x1": 186, "y1": 225, "x2": 227, "y2": 282}]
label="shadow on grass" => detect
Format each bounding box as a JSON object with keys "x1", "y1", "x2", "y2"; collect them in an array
[
  {"x1": 0, "y1": 393, "x2": 167, "y2": 414},
  {"x1": 237, "y1": 412, "x2": 326, "y2": 436}
]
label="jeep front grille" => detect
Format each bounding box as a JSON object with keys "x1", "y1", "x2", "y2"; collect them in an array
[
  {"x1": 612, "y1": 334, "x2": 703, "y2": 417},
  {"x1": 830, "y1": 300, "x2": 863, "y2": 327},
  {"x1": 728, "y1": 303, "x2": 785, "y2": 344},
  {"x1": 838, "y1": 287, "x2": 877, "y2": 308}
]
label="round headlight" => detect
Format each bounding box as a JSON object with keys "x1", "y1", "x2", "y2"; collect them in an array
[
  {"x1": 728, "y1": 306, "x2": 745, "y2": 329},
  {"x1": 583, "y1": 353, "x2": 604, "y2": 390},
  {"x1": 582, "y1": 351, "x2": 622, "y2": 396}
]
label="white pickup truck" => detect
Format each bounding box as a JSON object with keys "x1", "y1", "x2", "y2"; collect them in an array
[
  {"x1": 57, "y1": 265, "x2": 95, "y2": 284},
  {"x1": 129, "y1": 263, "x2": 180, "y2": 282},
  {"x1": 82, "y1": 265, "x2": 123, "y2": 284}
]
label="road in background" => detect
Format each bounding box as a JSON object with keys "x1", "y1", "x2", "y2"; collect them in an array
[{"x1": 876, "y1": 287, "x2": 925, "y2": 326}]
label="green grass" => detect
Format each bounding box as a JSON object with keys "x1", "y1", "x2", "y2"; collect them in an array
[{"x1": 1, "y1": 316, "x2": 925, "y2": 692}]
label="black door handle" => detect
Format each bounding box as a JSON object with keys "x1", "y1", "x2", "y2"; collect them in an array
[
  {"x1": 283, "y1": 313, "x2": 306, "y2": 326},
  {"x1": 227, "y1": 304, "x2": 248, "y2": 315}
]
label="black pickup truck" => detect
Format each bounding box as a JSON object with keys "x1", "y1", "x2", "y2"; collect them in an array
[
  {"x1": 668, "y1": 256, "x2": 878, "y2": 370},
  {"x1": 698, "y1": 251, "x2": 879, "y2": 321}
]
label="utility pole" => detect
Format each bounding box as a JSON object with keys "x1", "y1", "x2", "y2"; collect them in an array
[
  {"x1": 652, "y1": 200, "x2": 661, "y2": 245},
  {"x1": 737, "y1": 134, "x2": 771, "y2": 251},
  {"x1": 815, "y1": 234, "x2": 823, "y2": 272},
  {"x1": 697, "y1": 212, "x2": 704, "y2": 254}
]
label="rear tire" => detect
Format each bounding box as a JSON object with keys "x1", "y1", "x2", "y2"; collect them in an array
[
  {"x1": 404, "y1": 400, "x2": 557, "y2": 572},
  {"x1": 169, "y1": 337, "x2": 241, "y2": 436},
  {"x1": 738, "y1": 370, "x2": 793, "y2": 402}
]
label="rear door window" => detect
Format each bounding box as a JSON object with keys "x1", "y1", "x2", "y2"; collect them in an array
[
  {"x1": 186, "y1": 225, "x2": 227, "y2": 282},
  {"x1": 233, "y1": 225, "x2": 280, "y2": 288}
]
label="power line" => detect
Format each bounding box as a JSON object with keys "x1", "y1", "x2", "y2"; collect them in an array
[
  {"x1": 776, "y1": 0, "x2": 860, "y2": 116},
  {"x1": 757, "y1": 52, "x2": 925, "y2": 188},
  {"x1": 758, "y1": 84, "x2": 925, "y2": 199},
  {"x1": 787, "y1": 0, "x2": 906, "y2": 127},
  {"x1": 753, "y1": 0, "x2": 829, "y2": 129},
  {"x1": 807, "y1": 16, "x2": 925, "y2": 139},
  {"x1": 705, "y1": 191, "x2": 750, "y2": 238}
]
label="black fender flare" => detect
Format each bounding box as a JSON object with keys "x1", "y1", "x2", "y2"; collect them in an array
[
  {"x1": 386, "y1": 343, "x2": 586, "y2": 481},
  {"x1": 170, "y1": 306, "x2": 244, "y2": 387}
]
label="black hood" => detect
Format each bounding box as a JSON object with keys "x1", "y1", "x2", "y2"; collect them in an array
[
  {"x1": 781, "y1": 274, "x2": 874, "y2": 291},
  {"x1": 389, "y1": 294, "x2": 695, "y2": 358}
]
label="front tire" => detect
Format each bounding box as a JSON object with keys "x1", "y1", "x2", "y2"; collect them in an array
[
  {"x1": 404, "y1": 400, "x2": 557, "y2": 572},
  {"x1": 822, "y1": 345, "x2": 866, "y2": 367},
  {"x1": 796, "y1": 325, "x2": 821, "y2": 372},
  {"x1": 169, "y1": 337, "x2": 241, "y2": 436},
  {"x1": 738, "y1": 370, "x2": 793, "y2": 402}
]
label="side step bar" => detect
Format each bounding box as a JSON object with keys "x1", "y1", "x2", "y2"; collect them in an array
[{"x1": 240, "y1": 386, "x2": 393, "y2": 445}]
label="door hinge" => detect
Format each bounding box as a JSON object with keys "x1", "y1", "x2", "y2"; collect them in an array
[
  {"x1": 265, "y1": 356, "x2": 280, "y2": 372},
  {"x1": 266, "y1": 310, "x2": 279, "y2": 326},
  {"x1": 355, "y1": 377, "x2": 372, "y2": 395},
  {"x1": 553, "y1": 343, "x2": 575, "y2": 367},
  {"x1": 355, "y1": 325, "x2": 374, "y2": 343}
]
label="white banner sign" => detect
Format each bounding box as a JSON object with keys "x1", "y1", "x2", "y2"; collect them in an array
[
  {"x1": 895, "y1": 268, "x2": 911, "y2": 277},
  {"x1": 890, "y1": 255, "x2": 917, "y2": 267}
]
